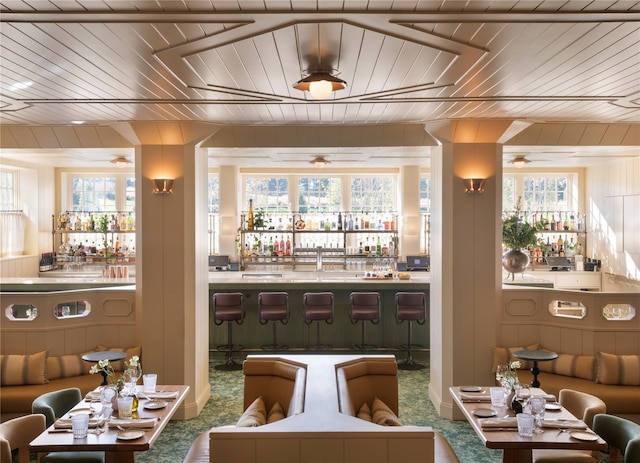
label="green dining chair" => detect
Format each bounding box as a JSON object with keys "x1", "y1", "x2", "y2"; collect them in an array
[
  {"x1": 32, "y1": 388, "x2": 105, "y2": 463},
  {"x1": 592, "y1": 413, "x2": 640, "y2": 463}
]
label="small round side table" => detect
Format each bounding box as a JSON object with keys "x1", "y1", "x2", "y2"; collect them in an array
[
  {"x1": 512, "y1": 349, "x2": 558, "y2": 388},
  {"x1": 82, "y1": 351, "x2": 127, "y2": 385}
]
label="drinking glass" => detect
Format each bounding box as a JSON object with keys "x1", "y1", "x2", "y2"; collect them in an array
[
  {"x1": 517, "y1": 384, "x2": 531, "y2": 409},
  {"x1": 529, "y1": 396, "x2": 546, "y2": 433},
  {"x1": 126, "y1": 362, "x2": 142, "y2": 394}
]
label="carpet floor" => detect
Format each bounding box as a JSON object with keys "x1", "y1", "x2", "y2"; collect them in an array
[{"x1": 135, "y1": 353, "x2": 607, "y2": 463}]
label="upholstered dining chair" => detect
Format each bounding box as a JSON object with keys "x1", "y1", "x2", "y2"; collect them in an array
[
  {"x1": 0, "y1": 413, "x2": 46, "y2": 463},
  {"x1": 592, "y1": 413, "x2": 640, "y2": 463},
  {"x1": 32, "y1": 388, "x2": 105, "y2": 463},
  {"x1": 532, "y1": 389, "x2": 606, "y2": 463}
]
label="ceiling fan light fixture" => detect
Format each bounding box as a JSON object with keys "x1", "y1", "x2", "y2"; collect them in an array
[
  {"x1": 294, "y1": 71, "x2": 346, "y2": 100},
  {"x1": 511, "y1": 156, "x2": 531, "y2": 168},
  {"x1": 111, "y1": 156, "x2": 131, "y2": 168}
]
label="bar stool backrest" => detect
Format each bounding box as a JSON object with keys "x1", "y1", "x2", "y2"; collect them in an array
[
  {"x1": 303, "y1": 292, "x2": 334, "y2": 322},
  {"x1": 395, "y1": 292, "x2": 426, "y2": 323},
  {"x1": 349, "y1": 292, "x2": 381, "y2": 322},
  {"x1": 212, "y1": 292, "x2": 245, "y2": 324},
  {"x1": 258, "y1": 292, "x2": 290, "y2": 322}
]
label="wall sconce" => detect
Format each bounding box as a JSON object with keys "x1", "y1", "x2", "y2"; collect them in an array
[
  {"x1": 463, "y1": 178, "x2": 485, "y2": 194},
  {"x1": 153, "y1": 178, "x2": 174, "y2": 195}
]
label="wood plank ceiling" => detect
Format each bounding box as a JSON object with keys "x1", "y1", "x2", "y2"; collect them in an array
[{"x1": 0, "y1": 0, "x2": 638, "y2": 168}]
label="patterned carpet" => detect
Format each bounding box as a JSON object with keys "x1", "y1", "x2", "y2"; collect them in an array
[
  {"x1": 134, "y1": 353, "x2": 613, "y2": 463},
  {"x1": 136, "y1": 352, "x2": 506, "y2": 463}
]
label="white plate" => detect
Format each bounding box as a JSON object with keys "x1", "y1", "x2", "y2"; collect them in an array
[
  {"x1": 144, "y1": 401, "x2": 168, "y2": 410},
  {"x1": 68, "y1": 408, "x2": 93, "y2": 417},
  {"x1": 570, "y1": 431, "x2": 599, "y2": 442},
  {"x1": 545, "y1": 402, "x2": 562, "y2": 411},
  {"x1": 472, "y1": 408, "x2": 497, "y2": 417},
  {"x1": 460, "y1": 386, "x2": 483, "y2": 393},
  {"x1": 116, "y1": 429, "x2": 146, "y2": 440}
]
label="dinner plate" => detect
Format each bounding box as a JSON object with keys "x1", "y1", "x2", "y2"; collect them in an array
[
  {"x1": 68, "y1": 408, "x2": 93, "y2": 417},
  {"x1": 472, "y1": 408, "x2": 497, "y2": 417},
  {"x1": 116, "y1": 429, "x2": 146, "y2": 440},
  {"x1": 460, "y1": 386, "x2": 483, "y2": 393},
  {"x1": 569, "y1": 431, "x2": 599, "y2": 441},
  {"x1": 144, "y1": 401, "x2": 168, "y2": 410},
  {"x1": 545, "y1": 402, "x2": 562, "y2": 411}
]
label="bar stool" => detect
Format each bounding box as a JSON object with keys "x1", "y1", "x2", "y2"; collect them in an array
[
  {"x1": 212, "y1": 292, "x2": 245, "y2": 370},
  {"x1": 349, "y1": 292, "x2": 381, "y2": 351},
  {"x1": 303, "y1": 292, "x2": 334, "y2": 350},
  {"x1": 395, "y1": 291, "x2": 426, "y2": 370},
  {"x1": 258, "y1": 292, "x2": 289, "y2": 351}
]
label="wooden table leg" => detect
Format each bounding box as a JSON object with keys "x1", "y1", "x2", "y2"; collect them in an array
[
  {"x1": 503, "y1": 448, "x2": 533, "y2": 463},
  {"x1": 106, "y1": 451, "x2": 135, "y2": 463}
]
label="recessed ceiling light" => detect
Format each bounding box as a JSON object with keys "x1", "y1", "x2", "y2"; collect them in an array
[{"x1": 9, "y1": 81, "x2": 33, "y2": 91}]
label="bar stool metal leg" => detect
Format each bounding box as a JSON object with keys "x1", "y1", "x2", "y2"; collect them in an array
[{"x1": 395, "y1": 291, "x2": 426, "y2": 370}]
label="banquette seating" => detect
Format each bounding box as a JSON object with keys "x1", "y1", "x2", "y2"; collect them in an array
[{"x1": 184, "y1": 355, "x2": 459, "y2": 463}]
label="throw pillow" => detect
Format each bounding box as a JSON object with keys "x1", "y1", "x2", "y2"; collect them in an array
[
  {"x1": 97, "y1": 345, "x2": 141, "y2": 371},
  {"x1": 356, "y1": 402, "x2": 372, "y2": 422},
  {"x1": 267, "y1": 401, "x2": 285, "y2": 424},
  {"x1": 47, "y1": 350, "x2": 97, "y2": 380},
  {"x1": 537, "y1": 353, "x2": 596, "y2": 381},
  {"x1": 372, "y1": 397, "x2": 402, "y2": 426},
  {"x1": 0, "y1": 351, "x2": 48, "y2": 386},
  {"x1": 596, "y1": 352, "x2": 640, "y2": 385},
  {"x1": 492, "y1": 344, "x2": 539, "y2": 372},
  {"x1": 236, "y1": 396, "x2": 267, "y2": 427}
]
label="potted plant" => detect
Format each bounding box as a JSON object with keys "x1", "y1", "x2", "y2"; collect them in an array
[{"x1": 502, "y1": 198, "x2": 542, "y2": 278}]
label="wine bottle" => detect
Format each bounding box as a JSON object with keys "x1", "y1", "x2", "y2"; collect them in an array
[
  {"x1": 247, "y1": 199, "x2": 254, "y2": 230},
  {"x1": 337, "y1": 211, "x2": 343, "y2": 230}
]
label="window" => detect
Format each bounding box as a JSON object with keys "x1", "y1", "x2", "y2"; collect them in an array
[
  {"x1": 351, "y1": 176, "x2": 395, "y2": 212},
  {"x1": 419, "y1": 176, "x2": 431, "y2": 214},
  {"x1": 0, "y1": 168, "x2": 26, "y2": 257},
  {"x1": 298, "y1": 177, "x2": 341, "y2": 213},
  {"x1": 66, "y1": 174, "x2": 134, "y2": 212},
  {"x1": 208, "y1": 175, "x2": 219, "y2": 255},
  {"x1": 245, "y1": 177, "x2": 289, "y2": 212},
  {"x1": 503, "y1": 173, "x2": 575, "y2": 218}
]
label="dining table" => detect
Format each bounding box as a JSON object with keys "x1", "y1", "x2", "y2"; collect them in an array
[
  {"x1": 30, "y1": 384, "x2": 189, "y2": 463},
  {"x1": 449, "y1": 386, "x2": 606, "y2": 463}
]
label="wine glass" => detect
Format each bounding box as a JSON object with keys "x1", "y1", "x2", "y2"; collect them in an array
[
  {"x1": 126, "y1": 362, "x2": 142, "y2": 394},
  {"x1": 517, "y1": 384, "x2": 531, "y2": 409},
  {"x1": 529, "y1": 396, "x2": 546, "y2": 433}
]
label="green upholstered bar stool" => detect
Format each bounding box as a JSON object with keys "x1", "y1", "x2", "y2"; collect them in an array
[{"x1": 32, "y1": 388, "x2": 105, "y2": 463}]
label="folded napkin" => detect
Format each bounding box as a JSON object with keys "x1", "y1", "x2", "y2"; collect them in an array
[
  {"x1": 54, "y1": 418, "x2": 100, "y2": 429},
  {"x1": 85, "y1": 391, "x2": 102, "y2": 402},
  {"x1": 479, "y1": 417, "x2": 518, "y2": 430},
  {"x1": 542, "y1": 419, "x2": 587, "y2": 429},
  {"x1": 139, "y1": 391, "x2": 179, "y2": 400},
  {"x1": 460, "y1": 392, "x2": 491, "y2": 402},
  {"x1": 107, "y1": 418, "x2": 157, "y2": 429}
]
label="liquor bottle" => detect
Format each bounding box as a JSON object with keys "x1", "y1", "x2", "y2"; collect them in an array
[
  {"x1": 543, "y1": 213, "x2": 550, "y2": 230},
  {"x1": 279, "y1": 236, "x2": 285, "y2": 256},
  {"x1": 247, "y1": 199, "x2": 254, "y2": 230},
  {"x1": 563, "y1": 212, "x2": 569, "y2": 230},
  {"x1": 358, "y1": 241, "x2": 364, "y2": 254},
  {"x1": 127, "y1": 212, "x2": 134, "y2": 231},
  {"x1": 348, "y1": 214, "x2": 353, "y2": 230},
  {"x1": 268, "y1": 236, "x2": 274, "y2": 256},
  {"x1": 550, "y1": 214, "x2": 556, "y2": 231},
  {"x1": 285, "y1": 237, "x2": 291, "y2": 256},
  {"x1": 337, "y1": 211, "x2": 343, "y2": 230},
  {"x1": 273, "y1": 236, "x2": 279, "y2": 255},
  {"x1": 557, "y1": 234, "x2": 563, "y2": 250},
  {"x1": 376, "y1": 236, "x2": 382, "y2": 256},
  {"x1": 364, "y1": 237, "x2": 370, "y2": 255}
]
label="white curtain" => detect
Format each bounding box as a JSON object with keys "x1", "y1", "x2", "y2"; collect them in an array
[{"x1": 0, "y1": 211, "x2": 26, "y2": 257}]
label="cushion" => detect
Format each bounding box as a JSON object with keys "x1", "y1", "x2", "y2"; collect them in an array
[
  {"x1": 493, "y1": 344, "x2": 539, "y2": 371},
  {"x1": 236, "y1": 396, "x2": 266, "y2": 427},
  {"x1": 47, "y1": 350, "x2": 97, "y2": 380},
  {"x1": 96, "y1": 345, "x2": 141, "y2": 371},
  {"x1": 537, "y1": 353, "x2": 596, "y2": 381},
  {"x1": 356, "y1": 402, "x2": 372, "y2": 422},
  {"x1": 0, "y1": 351, "x2": 48, "y2": 386},
  {"x1": 266, "y1": 402, "x2": 285, "y2": 424},
  {"x1": 596, "y1": 352, "x2": 640, "y2": 385},
  {"x1": 372, "y1": 397, "x2": 402, "y2": 426}
]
